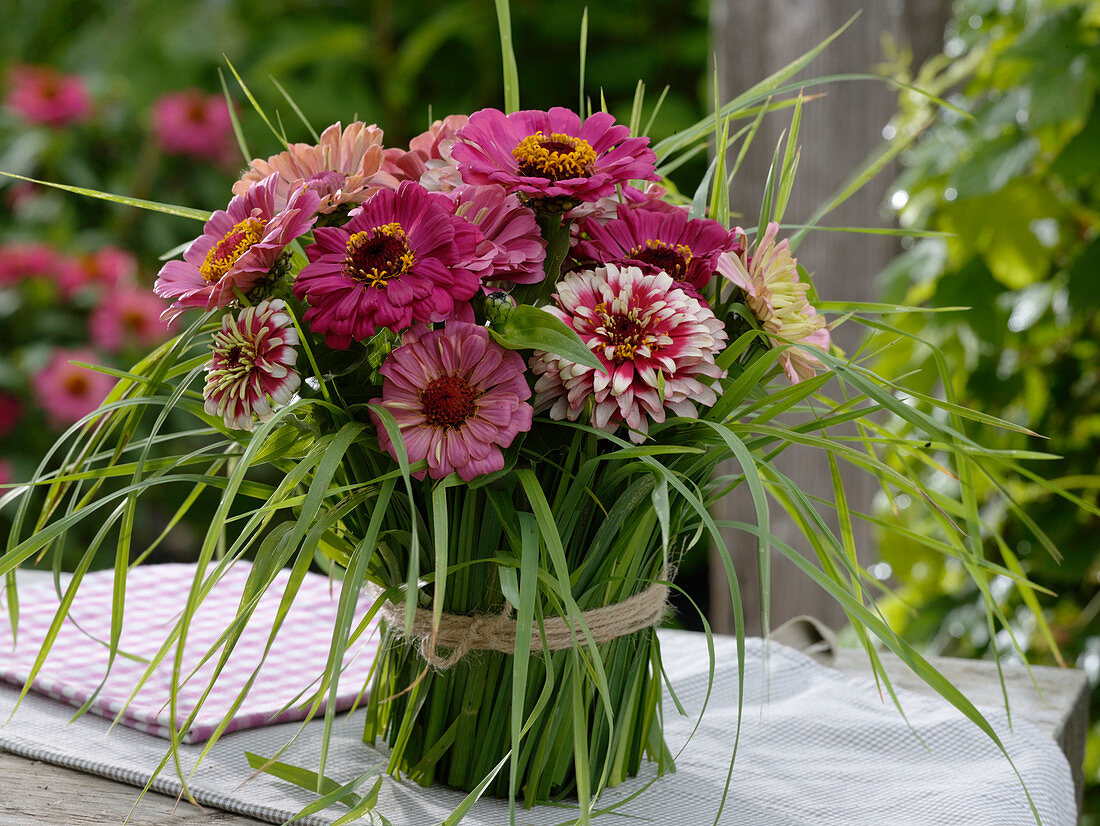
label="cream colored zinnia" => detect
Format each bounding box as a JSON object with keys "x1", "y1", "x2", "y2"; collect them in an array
[{"x1": 717, "y1": 222, "x2": 830, "y2": 383}]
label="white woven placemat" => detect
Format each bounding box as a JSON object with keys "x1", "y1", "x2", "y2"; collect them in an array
[{"x1": 0, "y1": 626, "x2": 1076, "y2": 825}]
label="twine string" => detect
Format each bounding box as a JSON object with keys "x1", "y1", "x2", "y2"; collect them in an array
[{"x1": 375, "y1": 581, "x2": 670, "y2": 669}]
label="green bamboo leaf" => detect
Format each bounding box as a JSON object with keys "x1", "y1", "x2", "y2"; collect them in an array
[
  {"x1": 0, "y1": 171, "x2": 209, "y2": 221},
  {"x1": 490, "y1": 304, "x2": 605, "y2": 373},
  {"x1": 494, "y1": 0, "x2": 520, "y2": 112}
]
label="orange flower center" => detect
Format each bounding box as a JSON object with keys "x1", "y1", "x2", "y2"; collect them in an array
[
  {"x1": 421, "y1": 375, "x2": 477, "y2": 429},
  {"x1": 343, "y1": 222, "x2": 414, "y2": 289},
  {"x1": 200, "y1": 217, "x2": 266, "y2": 284},
  {"x1": 512, "y1": 131, "x2": 597, "y2": 181},
  {"x1": 628, "y1": 240, "x2": 693, "y2": 278}
]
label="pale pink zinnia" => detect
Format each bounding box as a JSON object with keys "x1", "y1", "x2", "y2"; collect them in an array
[
  {"x1": 58, "y1": 246, "x2": 137, "y2": 297},
  {"x1": 234, "y1": 122, "x2": 392, "y2": 214},
  {"x1": 531, "y1": 264, "x2": 727, "y2": 442},
  {"x1": 5, "y1": 65, "x2": 92, "y2": 127},
  {"x1": 293, "y1": 181, "x2": 480, "y2": 347},
  {"x1": 382, "y1": 114, "x2": 469, "y2": 192},
  {"x1": 155, "y1": 173, "x2": 319, "y2": 320},
  {"x1": 89, "y1": 288, "x2": 176, "y2": 352},
  {"x1": 451, "y1": 107, "x2": 658, "y2": 205},
  {"x1": 451, "y1": 184, "x2": 546, "y2": 286},
  {"x1": 32, "y1": 348, "x2": 114, "y2": 428},
  {"x1": 370, "y1": 322, "x2": 532, "y2": 481},
  {"x1": 152, "y1": 90, "x2": 234, "y2": 161},
  {"x1": 203, "y1": 299, "x2": 300, "y2": 431},
  {"x1": 717, "y1": 223, "x2": 830, "y2": 384}
]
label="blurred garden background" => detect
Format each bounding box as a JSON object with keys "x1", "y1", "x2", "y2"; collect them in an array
[{"x1": 2, "y1": 0, "x2": 1099, "y2": 817}]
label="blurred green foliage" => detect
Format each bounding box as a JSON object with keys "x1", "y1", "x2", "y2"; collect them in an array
[{"x1": 875, "y1": 0, "x2": 1100, "y2": 815}]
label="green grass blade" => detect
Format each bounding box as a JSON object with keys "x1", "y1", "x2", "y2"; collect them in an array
[
  {"x1": 0, "y1": 171, "x2": 209, "y2": 222},
  {"x1": 494, "y1": 0, "x2": 520, "y2": 112}
]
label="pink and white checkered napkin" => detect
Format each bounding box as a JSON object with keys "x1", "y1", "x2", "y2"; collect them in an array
[{"x1": 0, "y1": 563, "x2": 379, "y2": 743}]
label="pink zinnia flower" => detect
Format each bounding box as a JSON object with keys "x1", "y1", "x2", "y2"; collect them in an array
[
  {"x1": 0, "y1": 242, "x2": 66, "y2": 287},
  {"x1": 89, "y1": 288, "x2": 176, "y2": 352},
  {"x1": 717, "y1": 222, "x2": 830, "y2": 384},
  {"x1": 567, "y1": 182, "x2": 681, "y2": 226},
  {"x1": 451, "y1": 184, "x2": 546, "y2": 286},
  {"x1": 0, "y1": 392, "x2": 21, "y2": 436},
  {"x1": 293, "y1": 181, "x2": 480, "y2": 348},
  {"x1": 574, "y1": 205, "x2": 738, "y2": 294},
  {"x1": 382, "y1": 115, "x2": 469, "y2": 192},
  {"x1": 234, "y1": 122, "x2": 392, "y2": 214},
  {"x1": 203, "y1": 300, "x2": 300, "y2": 431},
  {"x1": 32, "y1": 348, "x2": 114, "y2": 428},
  {"x1": 58, "y1": 247, "x2": 137, "y2": 296},
  {"x1": 451, "y1": 107, "x2": 658, "y2": 204},
  {"x1": 155, "y1": 173, "x2": 319, "y2": 321},
  {"x1": 531, "y1": 264, "x2": 727, "y2": 443},
  {"x1": 0, "y1": 459, "x2": 12, "y2": 488},
  {"x1": 152, "y1": 90, "x2": 234, "y2": 161},
  {"x1": 5, "y1": 65, "x2": 92, "y2": 127},
  {"x1": 370, "y1": 322, "x2": 532, "y2": 481}
]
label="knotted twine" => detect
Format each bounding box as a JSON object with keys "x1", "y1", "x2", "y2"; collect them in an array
[{"x1": 374, "y1": 581, "x2": 670, "y2": 669}]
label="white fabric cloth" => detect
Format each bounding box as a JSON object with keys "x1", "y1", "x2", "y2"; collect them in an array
[{"x1": 0, "y1": 627, "x2": 1075, "y2": 825}]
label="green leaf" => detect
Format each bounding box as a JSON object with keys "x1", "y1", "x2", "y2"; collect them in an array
[
  {"x1": 490, "y1": 304, "x2": 606, "y2": 373},
  {"x1": 494, "y1": 0, "x2": 520, "y2": 112},
  {"x1": 0, "y1": 171, "x2": 209, "y2": 222}
]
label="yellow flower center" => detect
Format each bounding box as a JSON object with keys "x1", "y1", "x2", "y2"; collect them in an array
[
  {"x1": 512, "y1": 131, "x2": 597, "y2": 182},
  {"x1": 200, "y1": 217, "x2": 267, "y2": 284},
  {"x1": 343, "y1": 222, "x2": 415, "y2": 289}
]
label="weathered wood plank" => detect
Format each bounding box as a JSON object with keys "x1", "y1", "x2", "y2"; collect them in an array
[{"x1": 0, "y1": 750, "x2": 262, "y2": 825}]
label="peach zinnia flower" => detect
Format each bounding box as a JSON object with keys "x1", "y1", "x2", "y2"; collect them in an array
[
  {"x1": 531, "y1": 264, "x2": 726, "y2": 442},
  {"x1": 233, "y1": 122, "x2": 391, "y2": 214},
  {"x1": 717, "y1": 222, "x2": 830, "y2": 383},
  {"x1": 382, "y1": 114, "x2": 468, "y2": 192}
]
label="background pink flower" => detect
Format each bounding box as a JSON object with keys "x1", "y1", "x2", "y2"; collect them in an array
[
  {"x1": 0, "y1": 242, "x2": 67, "y2": 287},
  {"x1": 370, "y1": 322, "x2": 532, "y2": 481},
  {"x1": 0, "y1": 459, "x2": 13, "y2": 489},
  {"x1": 89, "y1": 288, "x2": 175, "y2": 352},
  {"x1": 5, "y1": 65, "x2": 92, "y2": 127},
  {"x1": 58, "y1": 247, "x2": 137, "y2": 297},
  {"x1": 152, "y1": 90, "x2": 234, "y2": 161},
  {"x1": 0, "y1": 393, "x2": 22, "y2": 436},
  {"x1": 32, "y1": 348, "x2": 114, "y2": 428}
]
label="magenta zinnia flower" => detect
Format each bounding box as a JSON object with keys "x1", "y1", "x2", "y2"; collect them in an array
[
  {"x1": 293, "y1": 181, "x2": 480, "y2": 348},
  {"x1": 451, "y1": 184, "x2": 546, "y2": 286},
  {"x1": 32, "y1": 348, "x2": 114, "y2": 428},
  {"x1": 575, "y1": 205, "x2": 739, "y2": 294},
  {"x1": 152, "y1": 90, "x2": 234, "y2": 161},
  {"x1": 89, "y1": 288, "x2": 175, "y2": 352},
  {"x1": 5, "y1": 65, "x2": 92, "y2": 127},
  {"x1": 203, "y1": 300, "x2": 300, "y2": 431},
  {"x1": 451, "y1": 107, "x2": 658, "y2": 204},
  {"x1": 531, "y1": 264, "x2": 727, "y2": 442},
  {"x1": 234, "y1": 122, "x2": 392, "y2": 214},
  {"x1": 717, "y1": 222, "x2": 830, "y2": 383},
  {"x1": 155, "y1": 173, "x2": 319, "y2": 321},
  {"x1": 382, "y1": 115, "x2": 468, "y2": 192},
  {"x1": 370, "y1": 322, "x2": 532, "y2": 481}
]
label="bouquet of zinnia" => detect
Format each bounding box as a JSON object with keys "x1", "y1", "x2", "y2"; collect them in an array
[{"x1": 0, "y1": 12, "x2": 1076, "y2": 825}]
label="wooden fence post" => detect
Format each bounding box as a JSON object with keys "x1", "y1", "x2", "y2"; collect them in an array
[{"x1": 708, "y1": 0, "x2": 950, "y2": 635}]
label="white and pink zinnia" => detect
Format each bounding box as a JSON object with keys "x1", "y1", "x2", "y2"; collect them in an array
[
  {"x1": 531, "y1": 264, "x2": 726, "y2": 442},
  {"x1": 202, "y1": 299, "x2": 300, "y2": 431},
  {"x1": 370, "y1": 322, "x2": 532, "y2": 481}
]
